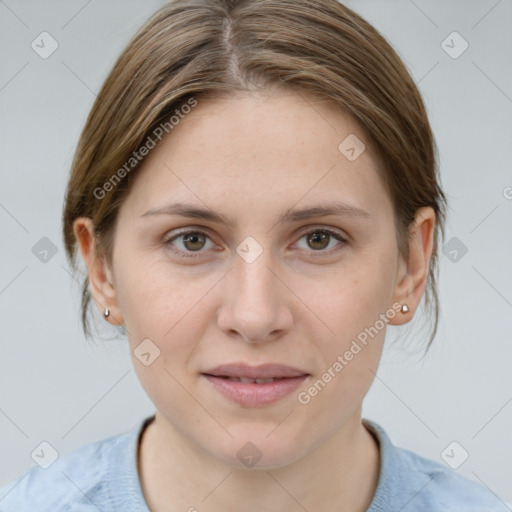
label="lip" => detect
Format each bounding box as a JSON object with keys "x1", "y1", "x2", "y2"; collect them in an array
[
  {"x1": 201, "y1": 363, "x2": 310, "y2": 407},
  {"x1": 202, "y1": 362, "x2": 309, "y2": 380}
]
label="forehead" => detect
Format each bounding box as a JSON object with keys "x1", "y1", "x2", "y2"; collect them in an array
[{"x1": 120, "y1": 89, "x2": 393, "y2": 224}]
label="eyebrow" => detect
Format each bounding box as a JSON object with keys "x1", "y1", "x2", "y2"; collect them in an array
[{"x1": 140, "y1": 201, "x2": 371, "y2": 227}]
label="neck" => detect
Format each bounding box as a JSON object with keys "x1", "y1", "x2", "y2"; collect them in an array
[{"x1": 138, "y1": 408, "x2": 381, "y2": 512}]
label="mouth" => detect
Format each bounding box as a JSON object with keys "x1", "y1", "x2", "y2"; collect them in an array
[
  {"x1": 200, "y1": 363, "x2": 310, "y2": 407},
  {"x1": 202, "y1": 362, "x2": 310, "y2": 380},
  {"x1": 204, "y1": 376, "x2": 289, "y2": 384}
]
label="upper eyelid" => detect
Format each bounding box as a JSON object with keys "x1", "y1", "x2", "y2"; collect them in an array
[{"x1": 165, "y1": 224, "x2": 348, "y2": 238}]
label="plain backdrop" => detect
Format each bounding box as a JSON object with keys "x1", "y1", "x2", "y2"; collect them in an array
[{"x1": 0, "y1": 0, "x2": 511, "y2": 503}]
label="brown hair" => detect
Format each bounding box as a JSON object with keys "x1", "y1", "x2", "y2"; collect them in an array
[{"x1": 62, "y1": 0, "x2": 448, "y2": 353}]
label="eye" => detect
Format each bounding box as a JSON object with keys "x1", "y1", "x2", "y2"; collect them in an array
[
  {"x1": 294, "y1": 228, "x2": 347, "y2": 254},
  {"x1": 163, "y1": 229, "x2": 216, "y2": 258},
  {"x1": 163, "y1": 227, "x2": 348, "y2": 259}
]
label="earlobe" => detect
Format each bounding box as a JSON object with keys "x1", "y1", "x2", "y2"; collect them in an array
[
  {"x1": 388, "y1": 207, "x2": 436, "y2": 326},
  {"x1": 72, "y1": 217, "x2": 124, "y2": 326}
]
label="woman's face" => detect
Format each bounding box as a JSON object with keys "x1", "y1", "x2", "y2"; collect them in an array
[{"x1": 83, "y1": 89, "x2": 431, "y2": 468}]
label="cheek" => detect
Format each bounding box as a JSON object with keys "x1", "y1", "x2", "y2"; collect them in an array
[
  {"x1": 293, "y1": 252, "x2": 394, "y2": 401},
  {"x1": 298, "y1": 302, "x2": 387, "y2": 430},
  {"x1": 117, "y1": 262, "x2": 220, "y2": 402},
  {"x1": 114, "y1": 252, "x2": 210, "y2": 335},
  {"x1": 298, "y1": 253, "x2": 395, "y2": 340}
]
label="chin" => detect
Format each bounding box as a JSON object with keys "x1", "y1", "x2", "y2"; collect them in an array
[{"x1": 204, "y1": 427, "x2": 311, "y2": 470}]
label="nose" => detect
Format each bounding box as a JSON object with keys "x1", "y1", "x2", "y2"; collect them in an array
[{"x1": 216, "y1": 249, "x2": 293, "y2": 344}]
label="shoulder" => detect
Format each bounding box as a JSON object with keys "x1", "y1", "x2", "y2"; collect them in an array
[
  {"x1": 397, "y1": 445, "x2": 510, "y2": 510},
  {"x1": 0, "y1": 420, "x2": 145, "y2": 512},
  {"x1": 364, "y1": 419, "x2": 512, "y2": 512}
]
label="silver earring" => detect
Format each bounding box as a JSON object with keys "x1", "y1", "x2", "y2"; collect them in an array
[
  {"x1": 104, "y1": 308, "x2": 110, "y2": 318},
  {"x1": 401, "y1": 304, "x2": 409, "y2": 314}
]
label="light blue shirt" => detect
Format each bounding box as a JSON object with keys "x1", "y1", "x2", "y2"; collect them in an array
[{"x1": 0, "y1": 414, "x2": 510, "y2": 511}]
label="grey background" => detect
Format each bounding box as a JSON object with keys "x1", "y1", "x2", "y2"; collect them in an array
[{"x1": 1, "y1": 0, "x2": 511, "y2": 503}]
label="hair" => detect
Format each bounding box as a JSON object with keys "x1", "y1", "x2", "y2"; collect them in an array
[{"x1": 62, "y1": 0, "x2": 448, "y2": 354}]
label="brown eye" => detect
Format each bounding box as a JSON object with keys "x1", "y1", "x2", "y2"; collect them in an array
[
  {"x1": 296, "y1": 228, "x2": 347, "y2": 253},
  {"x1": 180, "y1": 232, "x2": 207, "y2": 251},
  {"x1": 306, "y1": 231, "x2": 330, "y2": 250},
  {"x1": 163, "y1": 227, "x2": 347, "y2": 260},
  {"x1": 164, "y1": 230, "x2": 214, "y2": 258}
]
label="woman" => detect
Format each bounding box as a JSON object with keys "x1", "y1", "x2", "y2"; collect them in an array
[{"x1": 1, "y1": 0, "x2": 510, "y2": 510}]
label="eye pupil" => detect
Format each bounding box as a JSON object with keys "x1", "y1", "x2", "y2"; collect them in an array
[
  {"x1": 183, "y1": 232, "x2": 206, "y2": 251},
  {"x1": 307, "y1": 231, "x2": 329, "y2": 250}
]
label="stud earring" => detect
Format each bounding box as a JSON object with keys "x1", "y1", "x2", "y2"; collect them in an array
[
  {"x1": 104, "y1": 308, "x2": 110, "y2": 318},
  {"x1": 401, "y1": 304, "x2": 409, "y2": 314}
]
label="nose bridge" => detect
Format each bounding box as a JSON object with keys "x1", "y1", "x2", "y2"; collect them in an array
[
  {"x1": 218, "y1": 238, "x2": 290, "y2": 342},
  {"x1": 232, "y1": 240, "x2": 280, "y2": 306}
]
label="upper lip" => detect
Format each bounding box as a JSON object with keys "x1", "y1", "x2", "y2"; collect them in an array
[{"x1": 202, "y1": 363, "x2": 310, "y2": 379}]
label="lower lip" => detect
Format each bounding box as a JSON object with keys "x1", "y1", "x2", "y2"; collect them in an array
[{"x1": 202, "y1": 375, "x2": 309, "y2": 407}]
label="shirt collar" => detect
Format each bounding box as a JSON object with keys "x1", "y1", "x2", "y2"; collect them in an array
[{"x1": 113, "y1": 415, "x2": 404, "y2": 511}]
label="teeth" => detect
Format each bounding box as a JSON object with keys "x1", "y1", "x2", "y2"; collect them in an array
[{"x1": 225, "y1": 377, "x2": 276, "y2": 383}]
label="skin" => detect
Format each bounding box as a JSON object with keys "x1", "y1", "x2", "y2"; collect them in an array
[{"x1": 74, "y1": 88, "x2": 435, "y2": 512}]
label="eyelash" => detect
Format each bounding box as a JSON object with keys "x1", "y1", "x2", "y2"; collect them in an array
[{"x1": 163, "y1": 227, "x2": 348, "y2": 259}]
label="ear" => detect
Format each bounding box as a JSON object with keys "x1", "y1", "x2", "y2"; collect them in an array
[
  {"x1": 388, "y1": 206, "x2": 436, "y2": 325},
  {"x1": 73, "y1": 217, "x2": 124, "y2": 326}
]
